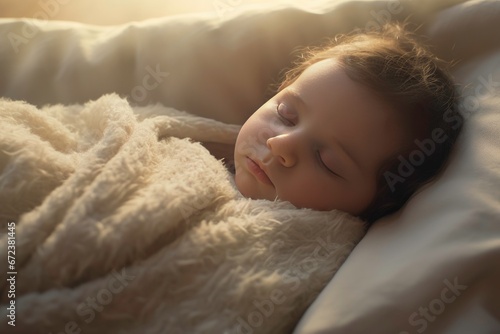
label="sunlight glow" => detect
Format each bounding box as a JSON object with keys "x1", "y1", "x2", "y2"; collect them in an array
[{"x1": 0, "y1": 0, "x2": 328, "y2": 25}]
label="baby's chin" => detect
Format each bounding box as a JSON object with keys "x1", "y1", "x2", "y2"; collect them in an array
[{"x1": 234, "y1": 171, "x2": 276, "y2": 201}]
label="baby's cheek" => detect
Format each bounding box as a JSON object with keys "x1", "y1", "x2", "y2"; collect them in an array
[
  {"x1": 234, "y1": 168, "x2": 253, "y2": 198},
  {"x1": 339, "y1": 182, "x2": 377, "y2": 215},
  {"x1": 252, "y1": 117, "x2": 281, "y2": 144},
  {"x1": 276, "y1": 176, "x2": 332, "y2": 210}
]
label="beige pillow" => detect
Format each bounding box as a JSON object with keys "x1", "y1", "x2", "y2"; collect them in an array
[{"x1": 0, "y1": 0, "x2": 469, "y2": 124}]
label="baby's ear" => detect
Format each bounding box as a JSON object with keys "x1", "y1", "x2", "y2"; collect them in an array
[{"x1": 201, "y1": 142, "x2": 235, "y2": 164}]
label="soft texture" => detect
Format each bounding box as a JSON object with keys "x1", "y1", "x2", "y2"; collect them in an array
[{"x1": 0, "y1": 94, "x2": 365, "y2": 334}]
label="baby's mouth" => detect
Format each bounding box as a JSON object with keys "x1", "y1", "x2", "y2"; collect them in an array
[{"x1": 246, "y1": 157, "x2": 274, "y2": 187}]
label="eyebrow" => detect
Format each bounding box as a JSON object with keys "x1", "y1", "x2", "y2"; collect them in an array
[
  {"x1": 287, "y1": 89, "x2": 363, "y2": 172},
  {"x1": 287, "y1": 89, "x2": 307, "y2": 112}
]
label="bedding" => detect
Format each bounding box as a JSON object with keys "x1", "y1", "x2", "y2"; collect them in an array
[
  {"x1": 0, "y1": 0, "x2": 472, "y2": 125},
  {"x1": 0, "y1": 94, "x2": 365, "y2": 333}
]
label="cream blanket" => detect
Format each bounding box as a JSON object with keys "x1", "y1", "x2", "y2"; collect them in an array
[{"x1": 0, "y1": 94, "x2": 365, "y2": 334}]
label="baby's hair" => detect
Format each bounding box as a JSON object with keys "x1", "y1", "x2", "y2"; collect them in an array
[{"x1": 277, "y1": 23, "x2": 464, "y2": 223}]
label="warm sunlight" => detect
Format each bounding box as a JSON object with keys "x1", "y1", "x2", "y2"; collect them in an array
[{"x1": 0, "y1": 0, "x2": 320, "y2": 25}]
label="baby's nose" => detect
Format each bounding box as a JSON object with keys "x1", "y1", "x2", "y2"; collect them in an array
[{"x1": 266, "y1": 134, "x2": 297, "y2": 167}]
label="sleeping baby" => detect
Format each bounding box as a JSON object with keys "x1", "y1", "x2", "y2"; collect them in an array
[{"x1": 224, "y1": 23, "x2": 464, "y2": 224}]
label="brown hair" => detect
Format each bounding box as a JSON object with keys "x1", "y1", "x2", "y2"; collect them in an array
[{"x1": 277, "y1": 24, "x2": 463, "y2": 224}]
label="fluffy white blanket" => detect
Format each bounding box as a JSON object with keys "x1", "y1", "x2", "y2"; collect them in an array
[{"x1": 0, "y1": 94, "x2": 365, "y2": 334}]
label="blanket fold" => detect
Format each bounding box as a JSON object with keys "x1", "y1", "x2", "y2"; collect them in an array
[{"x1": 0, "y1": 94, "x2": 365, "y2": 334}]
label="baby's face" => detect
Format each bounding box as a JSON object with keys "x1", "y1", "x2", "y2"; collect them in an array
[{"x1": 234, "y1": 59, "x2": 409, "y2": 215}]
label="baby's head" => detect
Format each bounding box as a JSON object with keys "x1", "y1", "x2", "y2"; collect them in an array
[{"x1": 233, "y1": 24, "x2": 463, "y2": 223}]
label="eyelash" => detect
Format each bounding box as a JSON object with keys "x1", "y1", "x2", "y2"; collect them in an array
[
  {"x1": 316, "y1": 151, "x2": 343, "y2": 179},
  {"x1": 276, "y1": 103, "x2": 295, "y2": 126}
]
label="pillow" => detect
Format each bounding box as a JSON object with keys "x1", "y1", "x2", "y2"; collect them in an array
[
  {"x1": 293, "y1": 1, "x2": 500, "y2": 333},
  {"x1": 0, "y1": 0, "x2": 470, "y2": 125}
]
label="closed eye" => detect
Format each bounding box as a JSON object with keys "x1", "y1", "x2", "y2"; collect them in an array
[
  {"x1": 316, "y1": 151, "x2": 344, "y2": 179},
  {"x1": 276, "y1": 103, "x2": 296, "y2": 126}
]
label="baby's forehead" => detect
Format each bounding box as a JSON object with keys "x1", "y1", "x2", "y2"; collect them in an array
[
  {"x1": 301, "y1": 60, "x2": 428, "y2": 132},
  {"x1": 295, "y1": 58, "x2": 345, "y2": 82}
]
